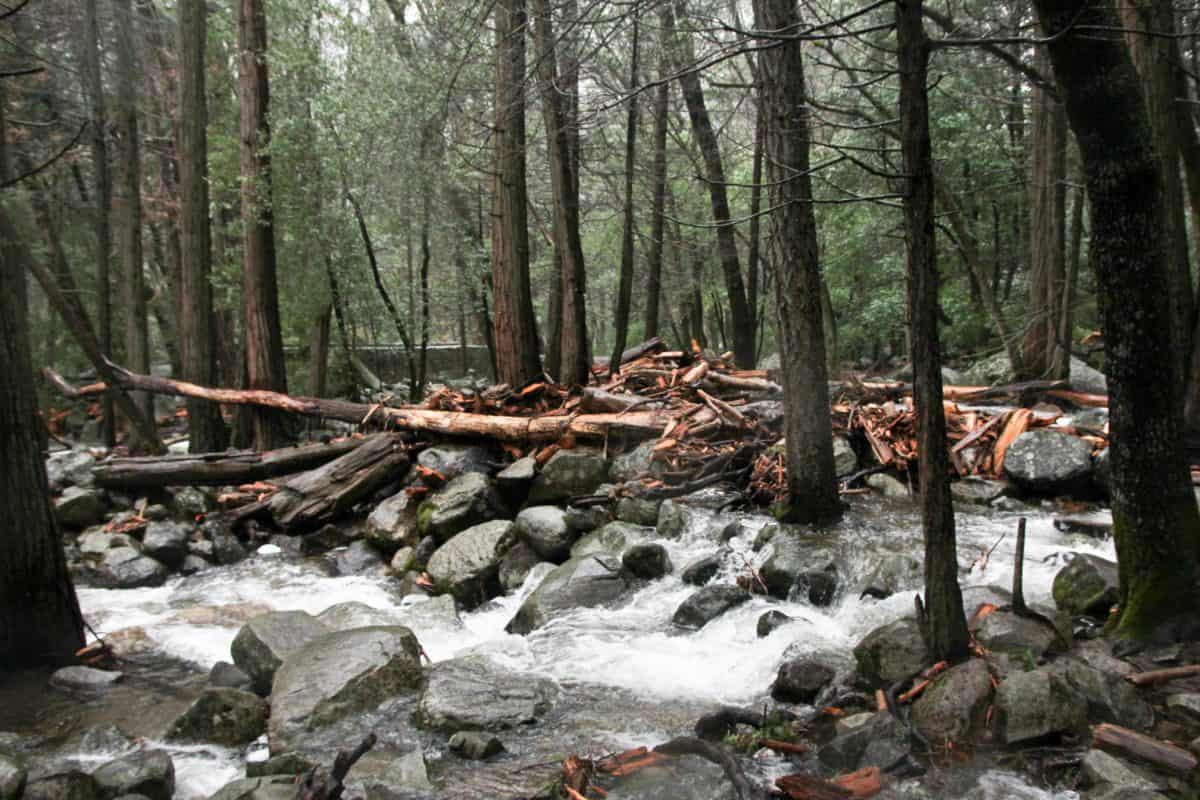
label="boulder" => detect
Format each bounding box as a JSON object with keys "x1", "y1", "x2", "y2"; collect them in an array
[
  {"x1": 333, "y1": 541, "x2": 386, "y2": 576},
  {"x1": 496, "y1": 456, "x2": 537, "y2": 491},
  {"x1": 507, "y1": 554, "x2": 632, "y2": 634},
  {"x1": 448, "y1": 731, "x2": 504, "y2": 760},
  {"x1": 615, "y1": 497, "x2": 660, "y2": 527},
  {"x1": 498, "y1": 541, "x2": 543, "y2": 591},
  {"x1": 564, "y1": 505, "x2": 608, "y2": 534},
  {"x1": 1069, "y1": 356, "x2": 1108, "y2": 395},
  {"x1": 527, "y1": 449, "x2": 608, "y2": 504},
  {"x1": 1167, "y1": 692, "x2": 1200, "y2": 724},
  {"x1": 757, "y1": 610, "x2": 792, "y2": 638},
  {"x1": 513, "y1": 506, "x2": 575, "y2": 561},
  {"x1": 655, "y1": 500, "x2": 694, "y2": 538},
  {"x1": 964, "y1": 351, "x2": 1014, "y2": 386},
  {"x1": 140, "y1": 522, "x2": 191, "y2": 569},
  {"x1": 853, "y1": 618, "x2": 930, "y2": 688},
  {"x1": 97, "y1": 548, "x2": 168, "y2": 589},
  {"x1": 78, "y1": 530, "x2": 139, "y2": 556},
  {"x1": 610, "y1": 441, "x2": 658, "y2": 483},
  {"x1": 416, "y1": 444, "x2": 494, "y2": 480},
  {"x1": 172, "y1": 486, "x2": 211, "y2": 517},
  {"x1": 910, "y1": 658, "x2": 993, "y2": 743},
  {"x1": 91, "y1": 751, "x2": 174, "y2": 800},
  {"x1": 364, "y1": 492, "x2": 418, "y2": 554},
  {"x1": 46, "y1": 449, "x2": 97, "y2": 490},
  {"x1": 396, "y1": 594, "x2": 464, "y2": 632},
  {"x1": 22, "y1": 772, "x2": 99, "y2": 800},
  {"x1": 672, "y1": 585, "x2": 749, "y2": 630},
  {"x1": 772, "y1": 659, "x2": 835, "y2": 704},
  {"x1": 995, "y1": 667, "x2": 1086, "y2": 744},
  {"x1": 1081, "y1": 749, "x2": 1164, "y2": 794},
  {"x1": 417, "y1": 655, "x2": 557, "y2": 731},
  {"x1": 760, "y1": 532, "x2": 835, "y2": 598},
  {"x1": 207, "y1": 776, "x2": 296, "y2": 800},
  {"x1": 865, "y1": 473, "x2": 909, "y2": 498},
  {"x1": 1053, "y1": 554, "x2": 1120, "y2": 619},
  {"x1": 210, "y1": 530, "x2": 248, "y2": 566},
  {"x1": 742, "y1": 400, "x2": 785, "y2": 429},
  {"x1": 0, "y1": 754, "x2": 24, "y2": 800},
  {"x1": 622, "y1": 543, "x2": 672, "y2": 580},
  {"x1": 1003, "y1": 430, "x2": 1095, "y2": 494},
  {"x1": 55, "y1": 487, "x2": 107, "y2": 529},
  {"x1": 570, "y1": 521, "x2": 651, "y2": 558},
  {"x1": 167, "y1": 688, "x2": 267, "y2": 746},
  {"x1": 832, "y1": 435, "x2": 857, "y2": 476},
  {"x1": 790, "y1": 568, "x2": 838, "y2": 607},
  {"x1": 681, "y1": 555, "x2": 721, "y2": 586},
  {"x1": 349, "y1": 749, "x2": 433, "y2": 799},
  {"x1": 425, "y1": 520, "x2": 514, "y2": 608},
  {"x1": 419, "y1": 472, "x2": 506, "y2": 543},
  {"x1": 974, "y1": 609, "x2": 1060, "y2": 660},
  {"x1": 412, "y1": 535, "x2": 438, "y2": 568},
  {"x1": 245, "y1": 753, "x2": 316, "y2": 779},
  {"x1": 209, "y1": 662, "x2": 252, "y2": 691},
  {"x1": 1054, "y1": 510, "x2": 1114, "y2": 539},
  {"x1": 1052, "y1": 657, "x2": 1153, "y2": 730},
  {"x1": 951, "y1": 477, "x2": 1015, "y2": 506},
  {"x1": 50, "y1": 667, "x2": 123, "y2": 692},
  {"x1": 856, "y1": 552, "x2": 920, "y2": 599},
  {"x1": 316, "y1": 601, "x2": 398, "y2": 630},
  {"x1": 389, "y1": 546, "x2": 415, "y2": 575},
  {"x1": 818, "y1": 711, "x2": 908, "y2": 772},
  {"x1": 269, "y1": 626, "x2": 423, "y2": 753},
  {"x1": 230, "y1": 611, "x2": 329, "y2": 695}
]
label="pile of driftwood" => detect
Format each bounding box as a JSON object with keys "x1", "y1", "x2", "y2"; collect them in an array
[{"x1": 45, "y1": 338, "x2": 1113, "y2": 515}]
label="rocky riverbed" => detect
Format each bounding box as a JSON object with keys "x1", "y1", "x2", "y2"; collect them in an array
[{"x1": 5, "y1": 435, "x2": 1200, "y2": 800}]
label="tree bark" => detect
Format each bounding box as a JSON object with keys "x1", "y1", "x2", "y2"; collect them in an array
[
  {"x1": 308, "y1": 304, "x2": 331, "y2": 398},
  {"x1": 177, "y1": 0, "x2": 228, "y2": 452},
  {"x1": 755, "y1": 0, "x2": 840, "y2": 524},
  {"x1": 0, "y1": 204, "x2": 85, "y2": 668},
  {"x1": 896, "y1": 0, "x2": 969, "y2": 662},
  {"x1": 610, "y1": 10, "x2": 641, "y2": 375},
  {"x1": 664, "y1": 0, "x2": 755, "y2": 367},
  {"x1": 238, "y1": 0, "x2": 289, "y2": 449},
  {"x1": 491, "y1": 0, "x2": 542, "y2": 388},
  {"x1": 644, "y1": 66, "x2": 669, "y2": 340},
  {"x1": 1033, "y1": 0, "x2": 1200, "y2": 641}
]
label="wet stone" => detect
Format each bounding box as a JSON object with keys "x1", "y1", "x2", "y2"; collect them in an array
[
  {"x1": 167, "y1": 688, "x2": 267, "y2": 747},
  {"x1": 22, "y1": 772, "x2": 99, "y2": 800},
  {"x1": 448, "y1": 731, "x2": 504, "y2": 760},
  {"x1": 49, "y1": 667, "x2": 123, "y2": 693},
  {"x1": 231, "y1": 610, "x2": 329, "y2": 696},
  {"x1": 417, "y1": 655, "x2": 558, "y2": 732},
  {"x1": 757, "y1": 610, "x2": 792, "y2": 638},
  {"x1": 244, "y1": 753, "x2": 315, "y2": 779},
  {"x1": 91, "y1": 750, "x2": 174, "y2": 800},
  {"x1": 209, "y1": 662, "x2": 253, "y2": 691},
  {"x1": 622, "y1": 543, "x2": 672, "y2": 580},
  {"x1": 0, "y1": 753, "x2": 25, "y2": 800},
  {"x1": 853, "y1": 618, "x2": 929, "y2": 689},
  {"x1": 681, "y1": 555, "x2": 721, "y2": 586},
  {"x1": 672, "y1": 585, "x2": 749, "y2": 630},
  {"x1": 772, "y1": 659, "x2": 835, "y2": 704}
]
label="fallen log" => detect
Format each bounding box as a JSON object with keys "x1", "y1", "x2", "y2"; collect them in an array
[
  {"x1": 93, "y1": 437, "x2": 370, "y2": 488},
  {"x1": 48, "y1": 364, "x2": 674, "y2": 443},
  {"x1": 1125, "y1": 664, "x2": 1200, "y2": 687},
  {"x1": 1092, "y1": 723, "x2": 1198, "y2": 775},
  {"x1": 775, "y1": 773, "x2": 852, "y2": 800}
]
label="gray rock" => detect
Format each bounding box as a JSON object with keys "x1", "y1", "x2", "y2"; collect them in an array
[
  {"x1": 23, "y1": 772, "x2": 99, "y2": 800},
  {"x1": 396, "y1": 594, "x2": 462, "y2": 631},
  {"x1": 210, "y1": 531, "x2": 248, "y2": 566},
  {"x1": 615, "y1": 497, "x2": 660, "y2": 526},
  {"x1": 964, "y1": 351, "x2": 1015, "y2": 386},
  {"x1": 790, "y1": 568, "x2": 838, "y2": 607},
  {"x1": 417, "y1": 655, "x2": 557, "y2": 731},
  {"x1": 1094, "y1": 448, "x2": 1112, "y2": 497},
  {"x1": 527, "y1": 449, "x2": 608, "y2": 504},
  {"x1": 772, "y1": 659, "x2": 835, "y2": 704},
  {"x1": 742, "y1": 400, "x2": 785, "y2": 429},
  {"x1": 1081, "y1": 749, "x2": 1163, "y2": 793},
  {"x1": 1166, "y1": 692, "x2": 1200, "y2": 723},
  {"x1": 244, "y1": 753, "x2": 315, "y2": 779},
  {"x1": 672, "y1": 585, "x2": 749, "y2": 630},
  {"x1": 269, "y1": 626, "x2": 423, "y2": 753},
  {"x1": 364, "y1": 492, "x2": 418, "y2": 555},
  {"x1": 417, "y1": 444, "x2": 494, "y2": 480},
  {"x1": 167, "y1": 688, "x2": 267, "y2": 746},
  {"x1": 856, "y1": 552, "x2": 920, "y2": 599},
  {"x1": 0, "y1": 754, "x2": 24, "y2": 800},
  {"x1": 974, "y1": 609, "x2": 1060, "y2": 660},
  {"x1": 1050, "y1": 656, "x2": 1153, "y2": 730},
  {"x1": 496, "y1": 456, "x2": 537, "y2": 490},
  {"x1": 622, "y1": 543, "x2": 672, "y2": 580},
  {"x1": 140, "y1": 522, "x2": 191, "y2": 569},
  {"x1": 1054, "y1": 510, "x2": 1114, "y2": 538},
  {"x1": 760, "y1": 531, "x2": 835, "y2": 598},
  {"x1": 832, "y1": 435, "x2": 857, "y2": 477},
  {"x1": 570, "y1": 521, "x2": 651, "y2": 558},
  {"x1": 412, "y1": 535, "x2": 438, "y2": 568},
  {"x1": 753, "y1": 522, "x2": 780, "y2": 551},
  {"x1": 513, "y1": 506, "x2": 575, "y2": 561},
  {"x1": 564, "y1": 505, "x2": 609, "y2": 534},
  {"x1": 180, "y1": 555, "x2": 211, "y2": 575},
  {"x1": 301, "y1": 524, "x2": 354, "y2": 555},
  {"x1": 1003, "y1": 430, "x2": 1095, "y2": 494},
  {"x1": 911, "y1": 658, "x2": 993, "y2": 743},
  {"x1": 46, "y1": 450, "x2": 97, "y2": 491},
  {"x1": 78, "y1": 530, "x2": 139, "y2": 556},
  {"x1": 426, "y1": 520, "x2": 514, "y2": 608},
  {"x1": 419, "y1": 472, "x2": 506, "y2": 543},
  {"x1": 865, "y1": 473, "x2": 909, "y2": 498},
  {"x1": 97, "y1": 548, "x2": 168, "y2": 589},
  {"x1": 507, "y1": 554, "x2": 632, "y2": 634},
  {"x1": 334, "y1": 541, "x2": 387, "y2": 576},
  {"x1": 498, "y1": 541, "x2": 543, "y2": 591},
  {"x1": 56, "y1": 487, "x2": 107, "y2": 528},
  {"x1": 143, "y1": 505, "x2": 170, "y2": 522},
  {"x1": 819, "y1": 711, "x2": 908, "y2": 772},
  {"x1": 996, "y1": 667, "x2": 1086, "y2": 744},
  {"x1": 316, "y1": 601, "x2": 399, "y2": 630},
  {"x1": 351, "y1": 749, "x2": 433, "y2": 799},
  {"x1": 757, "y1": 610, "x2": 792, "y2": 638},
  {"x1": 207, "y1": 776, "x2": 296, "y2": 800},
  {"x1": 50, "y1": 667, "x2": 123, "y2": 692},
  {"x1": 681, "y1": 555, "x2": 721, "y2": 586},
  {"x1": 951, "y1": 477, "x2": 1016, "y2": 506},
  {"x1": 448, "y1": 731, "x2": 504, "y2": 760},
  {"x1": 389, "y1": 546, "x2": 415, "y2": 575},
  {"x1": 610, "y1": 441, "x2": 659, "y2": 483},
  {"x1": 1054, "y1": 554, "x2": 1120, "y2": 619},
  {"x1": 231, "y1": 611, "x2": 329, "y2": 695},
  {"x1": 209, "y1": 662, "x2": 252, "y2": 691},
  {"x1": 1070, "y1": 356, "x2": 1108, "y2": 395},
  {"x1": 172, "y1": 487, "x2": 212, "y2": 517},
  {"x1": 853, "y1": 618, "x2": 930, "y2": 688},
  {"x1": 655, "y1": 500, "x2": 694, "y2": 538},
  {"x1": 91, "y1": 751, "x2": 174, "y2": 800}
]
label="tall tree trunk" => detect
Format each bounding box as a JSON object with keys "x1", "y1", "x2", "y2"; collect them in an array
[
  {"x1": 644, "y1": 71, "x2": 669, "y2": 340},
  {"x1": 610, "y1": 10, "x2": 641, "y2": 375},
  {"x1": 663, "y1": 0, "x2": 755, "y2": 367},
  {"x1": 418, "y1": 189, "x2": 432, "y2": 399},
  {"x1": 754, "y1": 0, "x2": 840, "y2": 524},
  {"x1": 544, "y1": 253, "x2": 563, "y2": 379},
  {"x1": 746, "y1": 95, "x2": 764, "y2": 340},
  {"x1": 1058, "y1": 181, "x2": 1085, "y2": 375},
  {"x1": 1023, "y1": 50, "x2": 1069, "y2": 380},
  {"x1": 238, "y1": 0, "x2": 289, "y2": 449},
  {"x1": 113, "y1": 0, "x2": 153, "y2": 439},
  {"x1": 80, "y1": 0, "x2": 115, "y2": 446},
  {"x1": 896, "y1": 0, "x2": 969, "y2": 663},
  {"x1": 1034, "y1": 0, "x2": 1200, "y2": 642},
  {"x1": 532, "y1": 0, "x2": 589, "y2": 385},
  {"x1": 491, "y1": 0, "x2": 542, "y2": 387},
  {"x1": 177, "y1": 0, "x2": 227, "y2": 452},
  {"x1": 0, "y1": 202, "x2": 85, "y2": 668},
  {"x1": 308, "y1": 304, "x2": 331, "y2": 397}
]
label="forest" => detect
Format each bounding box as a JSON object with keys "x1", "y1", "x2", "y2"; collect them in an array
[{"x1": 4, "y1": 0, "x2": 1200, "y2": 799}]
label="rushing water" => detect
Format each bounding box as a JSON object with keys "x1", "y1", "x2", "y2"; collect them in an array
[{"x1": 6, "y1": 495, "x2": 1106, "y2": 799}]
